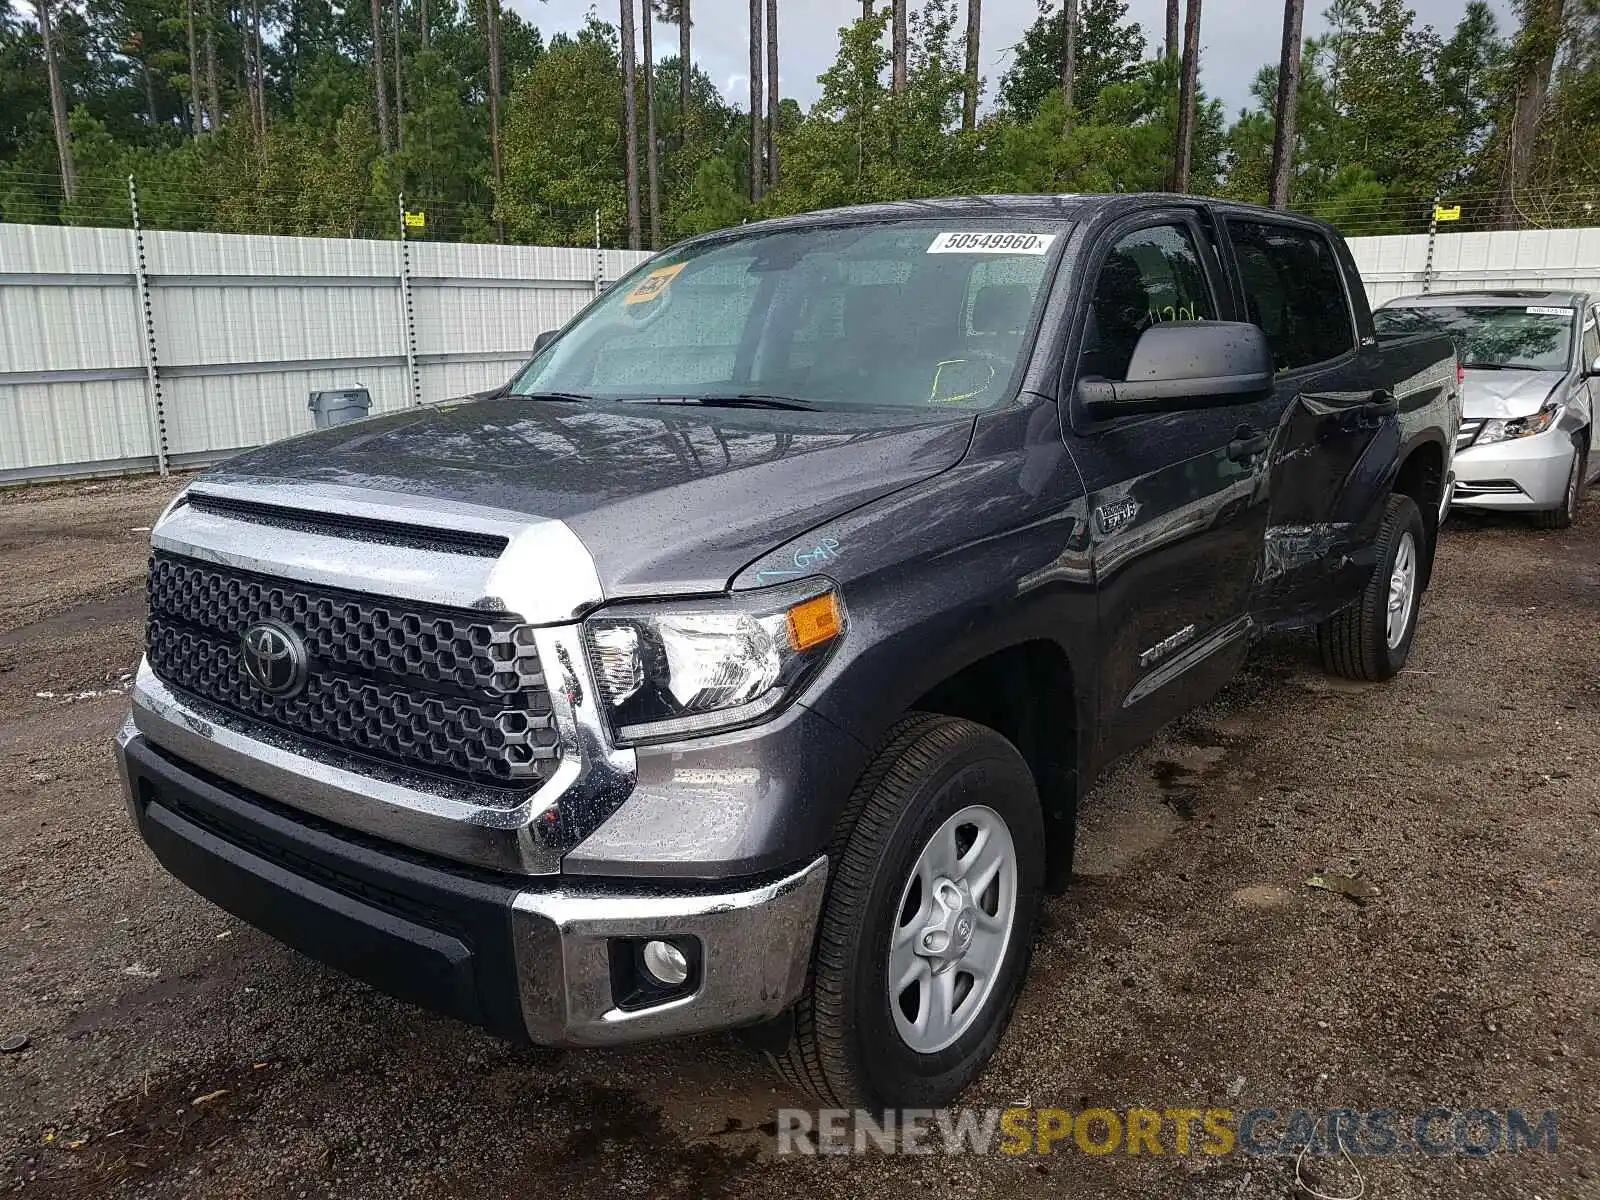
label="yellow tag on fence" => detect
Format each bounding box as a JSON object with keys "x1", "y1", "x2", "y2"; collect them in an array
[
  {"x1": 403, "y1": 210, "x2": 426, "y2": 229},
  {"x1": 1433, "y1": 204, "x2": 1461, "y2": 222}
]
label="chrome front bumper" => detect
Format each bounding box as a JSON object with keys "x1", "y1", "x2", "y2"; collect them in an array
[
  {"x1": 118, "y1": 717, "x2": 828, "y2": 1046},
  {"x1": 1451, "y1": 427, "x2": 1576, "y2": 510},
  {"x1": 511, "y1": 856, "x2": 828, "y2": 1045}
]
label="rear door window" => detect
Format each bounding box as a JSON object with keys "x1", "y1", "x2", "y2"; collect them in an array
[{"x1": 1227, "y1": 221, "x2": 1355, "y2": 372}]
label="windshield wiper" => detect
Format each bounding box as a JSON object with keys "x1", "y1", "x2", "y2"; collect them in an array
[
  {"x1": 516, "y1": 390, "x2": 594, "y2": 403},
  {"x1": 636, "y1": 393, "x2": 823, "y2": 411}
]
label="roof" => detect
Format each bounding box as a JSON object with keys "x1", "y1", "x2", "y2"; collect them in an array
[
  {"x1": 1380, "y1": 289, "x2": 1594, "y2": 309},
  {"x1": 697, "y1": 193, "x2": 1337, "y2": 243}
]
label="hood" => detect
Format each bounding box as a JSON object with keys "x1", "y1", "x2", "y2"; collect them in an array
[
  {"x1": 1461, "y1": 369, "x2": 1566, "y2": 420},
  {"x1": 204, "y1": 397, "x2": 973, "y2": 596}
]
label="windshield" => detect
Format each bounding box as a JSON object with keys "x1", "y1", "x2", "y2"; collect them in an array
[
  {"x1": 509, "y1": 222, "x2": 1062, "y2": 410},
  {"x1": 1373, "y1": 304, "x2": 1574, "y2": 371}
]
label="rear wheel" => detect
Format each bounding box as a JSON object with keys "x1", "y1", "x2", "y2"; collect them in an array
[
  {"x1": 1318, "y1": 493, "x2": 1425, "y2": 682},
  {"x1": 773, "y1": 714, "x2": 1044, "y2": 1108},
  {"x1": 1533, "y1": 436, "x2": 1585, "y2": 530}
]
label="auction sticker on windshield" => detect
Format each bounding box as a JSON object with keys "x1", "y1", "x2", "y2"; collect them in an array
[
  {"x1": 1526, "y1": 306, "x2": 1574, "y2": 316},
  {"x1": 626, "y1": 262, "x2": 687, "y2": 304},
  {"x1": 928, "y1": 231, "x2": 1057, "y2": 255}
]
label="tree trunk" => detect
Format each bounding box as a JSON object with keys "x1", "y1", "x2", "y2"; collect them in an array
[
  {"x1": 678, "y1": 0, "x2": 690, "y2": 151},
  {"x1": 1165, "y1": 0, "x2": 1179, "y2": 60},
  {"x1": 962, "y1": 0, "x2": 979, "y2": 131},
  {"x1": 621, "y1": 0, "x2": 642, "y2": 247},
  {"x1": 393, "y1": 0, "x2": 404, "y2": 153},
  {"x1": 1173, "y1": 0, "x2": 1201, "y2": 192},
  {"x1": 643, "y1": 3, "x2": 661, "y2": 246},
  {"x1": 34, "y1": 0, "x2": 75, "y2": 205},
  {"x1": 1061, "y1": 0, "x2": 1077, "y2": 134},
  {"x1": 1495, "y1": 0, "x2": 1565, "y2": 229},
  {"x1": 142, "y1": 52, "x2": 159, "y2": 127},
  {"x1": 204, "y1": 0, "x2": 221, "y2": 127},
  {"x1": 891, "y1": 0, "x2": 907, "y2": 95},
  {"x1": 862, "y1": 0, "x2": 871, "y2": 17},
  {"x1": 420, "y1": 0, "x2": 428, "y2": 47},
  {"x1": 748, "y1": 0, "x2": 763, "y2": 203},
  {"x1": 486, "y1": 0, "x2": 503, "y2": 238},
  {"x1": 1268, "y1": 0, "x2": 1304, "y2": 209},
  {"x1": 186, "y1": 0, "x2": 203, "y2": 134},
  {"x1": 240, "y1": 7, "x2": 259, "y2": 134},
  {"x1": 765, "y1": 0, "x2": 778, "y2": 188},
  {"x1": 250, "y1": 0, "x2": 266, "y2": 135},
  {"x1": 371, "y1": 0, "x2": 390, "y2": 149}
]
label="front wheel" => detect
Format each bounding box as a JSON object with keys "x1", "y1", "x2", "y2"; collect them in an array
[
  {"x1": 773, "y1": 714, "x2": 1045, "y2": 1108},
  {"x1": 1532, "y1": 436, "x2": 1586, "y2": 530},
  {"x1": 1317, "y1": 492, "x2": 1426, "y2": 681}
]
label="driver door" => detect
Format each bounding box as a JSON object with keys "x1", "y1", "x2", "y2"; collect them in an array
[{"x1": 1064, "y1": 212, "x2": 1282, "y2": 766}]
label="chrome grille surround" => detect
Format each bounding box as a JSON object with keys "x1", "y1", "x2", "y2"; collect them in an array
[{"x1": 128, "y1": 480, "x2": 636, "y2": 876}]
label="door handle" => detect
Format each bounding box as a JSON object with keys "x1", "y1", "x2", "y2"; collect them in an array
[
  {"x1": 1363, "y1": 389, "x2": 1398, "y2": 415},
  {"x1": 1227, "y1": 428, "x2": 1269, "y2": 461}
]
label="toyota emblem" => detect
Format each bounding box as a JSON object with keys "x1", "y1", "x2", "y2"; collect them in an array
[{"x1": 240, "y1": 619, "x2": 309, "y2": 698}]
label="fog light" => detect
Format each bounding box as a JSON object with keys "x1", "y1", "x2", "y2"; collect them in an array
[{"x1": 641, "y1": 939, "x2": 690, "y2": 986}]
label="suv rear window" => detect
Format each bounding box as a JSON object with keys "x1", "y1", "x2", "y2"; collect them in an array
[{"x1": 1228, "y1": 221, "x2": 1354, "y2": 371}]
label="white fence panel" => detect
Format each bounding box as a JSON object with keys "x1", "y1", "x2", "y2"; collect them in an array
[
  {"x1": 1347, "y1": 228, "x2": 1600, "y2": 306},
  {"x1": 0, "y1": 224, "x2": 154, "y2": 478},
  {"x1": 1, "y1": 222, "x2": 650, "y2": 483}
]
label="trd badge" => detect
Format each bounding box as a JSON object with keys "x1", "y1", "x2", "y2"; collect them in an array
[{"x1": 1094, "y1": 497, "x2": 1141, "y2": 536}]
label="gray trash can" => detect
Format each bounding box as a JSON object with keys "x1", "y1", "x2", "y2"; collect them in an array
[{"x1": 308, "y1": 387, "x2": 372, "y2": 429}]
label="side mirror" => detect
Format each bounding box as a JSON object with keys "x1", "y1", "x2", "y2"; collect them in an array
[
  {"x1": 1078, "y1": 322, "x2": 1274, "y2": 419},
  {"x1": 533, "y1": 329, "x2": 558, "y2": 354},
  {"x1": 1587, "y1": 355, "x2": 1600, "y2": 377}
]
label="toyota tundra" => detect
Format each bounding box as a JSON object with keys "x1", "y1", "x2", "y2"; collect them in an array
[{"x1": 117, "y1": 194, "x2": 1459, "y2": 1107}]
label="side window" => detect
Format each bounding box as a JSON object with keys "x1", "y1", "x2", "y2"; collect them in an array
[
  {"x1": 1082, "y1": 224, "x2": 1215, "y2": 381},
  {"x1": 1227, "y1": 220, "x2": 1354, "y2": 371},
  {"x1": 1582, "y1": 309, "x2": 1599, "y2": 367}
]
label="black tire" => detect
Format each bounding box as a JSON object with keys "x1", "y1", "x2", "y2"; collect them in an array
[
  {"x1": 1317, "y1": 493, "x2": 1426, "y2": 682},
  {"x1": 773, "y1": 714, "x2": 1045, "y2": 1108},
  {"x1": 1532, "y1": 436, "x2": 1585, "y2": 530}
]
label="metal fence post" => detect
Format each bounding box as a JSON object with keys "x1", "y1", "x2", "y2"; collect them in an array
[
  {"x1": 128, "y1": 173, "x2": 169, "y2": 477},
  {"x1": 1421, "y1": 194, "x2": 1440, "y2": 296},
  {"x1": 398, "y1": 194, "x2": 421, "y2": 406},
  {"x1": 594, "y1": 208, "x2": 603, "y2": 299}
]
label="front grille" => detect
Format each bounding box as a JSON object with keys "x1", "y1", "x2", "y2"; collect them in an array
[
  {"x1": 1457, "y1": 419, "x2": 1486, "y2": 451},
  {"x1": 146, "y1": 553, "x2": 560, "y2": 788}
]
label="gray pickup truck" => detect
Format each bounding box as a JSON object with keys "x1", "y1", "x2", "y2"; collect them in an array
[{"x1": 117, "y1": 194, "x2": 1459, "y2": 1107}]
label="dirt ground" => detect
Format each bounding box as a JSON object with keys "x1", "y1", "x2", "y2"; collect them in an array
[{"x1": 0, "y1": 473, "x2": 1596, "y2": 1199}]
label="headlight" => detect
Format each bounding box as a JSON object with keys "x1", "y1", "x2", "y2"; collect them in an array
[
  {"x1": 584, "y1": 582, "x2": 845, "y2": 744},
  {"x1": 1477, "y1": 404, "x2": 1560, "y2": 445}
]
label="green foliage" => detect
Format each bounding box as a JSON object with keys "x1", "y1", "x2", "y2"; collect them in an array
[
  {"x1": 998, "y1": 0, "x2": 1146, "y2": 121},
  {"x1": 0, "y1": 0, "x2": 1595, "y2": 243},
  {"x1": 1324, "y1": 0, "x2": 1460, "y2": 200},
  {"x1": 677, "y1": 156, "x2": 748, "y2": 235},
  {"x1": 500, "y1": 20, "x2": 625, "y2": 245}
]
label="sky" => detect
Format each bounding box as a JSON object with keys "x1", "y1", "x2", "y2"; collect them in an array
[{"x1": 507, "y1": 0, "x2": 1515, "y2": 120}]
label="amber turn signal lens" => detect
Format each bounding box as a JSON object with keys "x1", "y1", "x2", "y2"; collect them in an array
[{"x1": 787, "y1": 592, "x2": 843, "y2": 652}]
